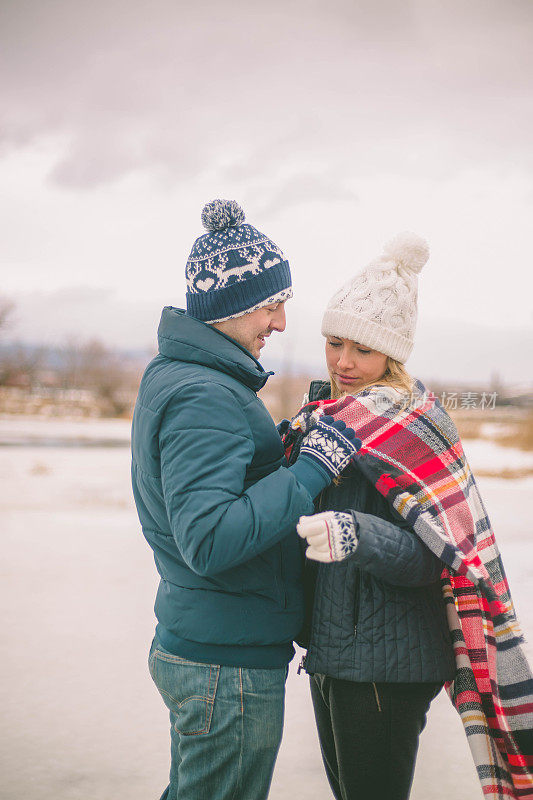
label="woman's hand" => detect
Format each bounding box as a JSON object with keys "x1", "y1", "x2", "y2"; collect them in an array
[
  {"x1": 289, "y1": 406, "x2": 322, "y2": 435},
  {"x1": 297, "y1": 511, "x2": 359, "y2": 562}
]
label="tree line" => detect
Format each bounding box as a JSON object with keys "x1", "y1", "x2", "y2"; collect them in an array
[{"x1": 0, "y1": 297, "x2": 146, "y2": 417}]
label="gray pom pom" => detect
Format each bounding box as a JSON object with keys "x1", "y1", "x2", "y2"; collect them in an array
[{"x1": 201, "y1": 199, "x2": 245, "y2": 231}]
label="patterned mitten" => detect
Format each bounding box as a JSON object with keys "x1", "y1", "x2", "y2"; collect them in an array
[
  {"x1": 300, "y1": 415, "x2": 361, "y2": 479},
  {"x1": 289, "y1": 406, "x2": 322, "y2": 435},
  {"x1": 297, "y1": 511, "x2": 359, "y2": 562}
]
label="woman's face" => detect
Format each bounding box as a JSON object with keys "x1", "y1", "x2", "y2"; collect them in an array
[{"x1": 325, "y1": 336, "x2": 388, "y2": 395}]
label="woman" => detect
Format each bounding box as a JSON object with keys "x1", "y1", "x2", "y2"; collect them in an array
[{"x1": 286, "y1": 234, "x2": 532, "y2": 800}]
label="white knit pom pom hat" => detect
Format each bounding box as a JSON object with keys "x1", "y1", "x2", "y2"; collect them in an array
[{"x1": 321, "y1": 232, "x2": 429, "y2": 363}]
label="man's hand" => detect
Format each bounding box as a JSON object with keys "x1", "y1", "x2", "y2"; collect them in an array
[
  {"x1": 297, "y1": 511, "x2": 359, "y2": 562},
  {"x1": 299, "y1": 415, "x2": 361, "y2": 479}
]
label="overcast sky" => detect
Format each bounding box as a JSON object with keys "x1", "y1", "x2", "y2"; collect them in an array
[{"x1": 1, "y1": 0, "x2": 532, "y2": 384}]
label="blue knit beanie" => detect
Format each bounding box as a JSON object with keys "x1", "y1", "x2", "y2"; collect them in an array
[{"x1": 185, "y1": 199, "x2": 292, "y2": 323}]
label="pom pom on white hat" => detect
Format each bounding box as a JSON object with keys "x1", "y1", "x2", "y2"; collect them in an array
[
  {"x1": 382, "y1": 232, "x2": 429, "y2": 274},
  {"x1": 321, "y1": 232, "x2": 429, "y2": 363}
]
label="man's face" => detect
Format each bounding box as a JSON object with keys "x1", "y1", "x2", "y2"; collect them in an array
[{"x1": 212, "y1": 302, "x2": 287, "y2": 359}]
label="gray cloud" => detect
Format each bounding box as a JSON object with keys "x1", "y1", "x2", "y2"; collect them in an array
[
  {"x1": 250, "y1": 172, "x2": 358, "y2": 218},
  {"x1": 8, "y1": 287, "x2": 164, "y2": 349},
  {"x1": 1, "y1": 0, "x2": 532, "y2": 190}
]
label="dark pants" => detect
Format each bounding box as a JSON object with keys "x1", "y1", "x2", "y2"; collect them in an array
[{"x1": 310, "y1": 674, "x2": 441, "y2": 800}]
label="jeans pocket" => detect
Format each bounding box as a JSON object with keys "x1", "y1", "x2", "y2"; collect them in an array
[{"x1": 149, "y1": 650, "x2": 220, "y2": 736}]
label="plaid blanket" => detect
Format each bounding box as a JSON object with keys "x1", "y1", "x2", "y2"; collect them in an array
[{"x1": 292, "y1": 383, "x2": 533, "y2": 799}]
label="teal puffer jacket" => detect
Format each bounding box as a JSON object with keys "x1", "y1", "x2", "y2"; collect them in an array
[{"x1": 131, "y1": 307, "x2": 328, "y2": 668}]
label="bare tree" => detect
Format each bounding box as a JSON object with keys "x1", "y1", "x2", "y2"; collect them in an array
[
  {"x1": 0, "y1": 298, "x2": 47, "y2": 389},
  {"x1": 1, "y1": 304, "x2": 141, "y2": 414},
  {"x1": 59, "y1": 338, "x2": 140, "y2": 416},
  {"x1": 0, "y1": 298, "x2": 14, "y2": 332}
]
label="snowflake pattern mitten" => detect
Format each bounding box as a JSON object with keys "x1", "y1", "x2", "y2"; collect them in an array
[
  {"x1": 299, "y1": 415, "x2": 361, "y2": 479},
  {"x1": 297, "y1": 511, "x2": 359, "y2": 562}
]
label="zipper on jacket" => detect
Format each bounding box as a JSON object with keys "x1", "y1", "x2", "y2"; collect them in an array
[
  {"x1": 304, "y1": 486, "x2": 326, "y2": 668},
  {"x1": 372, "y1": 682, "x2": 382, "y2": 712},
  {"x1": 278, "y1": 542, "x2": 287, "y2": 609},
  {"x1": 354, "y1": 568, "x2": 362, "y2": 636},
  {"x1": 304, "y1": 488, "x2": 327, "y2": 675}
]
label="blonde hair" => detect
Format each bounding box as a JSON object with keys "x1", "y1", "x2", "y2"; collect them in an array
[{"x1": 330, "y1": 356, "x2": 414, "y2": 399}]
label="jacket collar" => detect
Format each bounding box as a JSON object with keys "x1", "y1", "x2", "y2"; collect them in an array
[
  {"x1": 157, "y1": 306, "x2": 272, "y2": 392},
  {"x1": 308, "y1": 379, "x2": 331, "y2": 402}
]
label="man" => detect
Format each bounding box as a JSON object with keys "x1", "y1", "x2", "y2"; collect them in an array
[{"x1": 131, "y1": 199, "x2": 359, "y2": 800}]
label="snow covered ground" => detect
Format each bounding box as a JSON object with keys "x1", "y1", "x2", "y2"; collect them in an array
[
  {"x1": 461, "y1": 437, "x2": 533, "y2": 473},
  {"x1": 0, "y1": 414, "x2": 131, "y2": 447},
  {"x1": 1, "y1": 416, "x2": 532, "y2": 799}
]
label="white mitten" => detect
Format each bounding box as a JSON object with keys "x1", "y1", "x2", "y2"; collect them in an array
[{"x1": 297, "y1": 511, "x2": 359, "y2": 562}]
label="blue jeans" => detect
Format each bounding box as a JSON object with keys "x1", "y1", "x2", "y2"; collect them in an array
[{"x1": 148, "y1": 637, "x2": 287, "y2": 800}]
